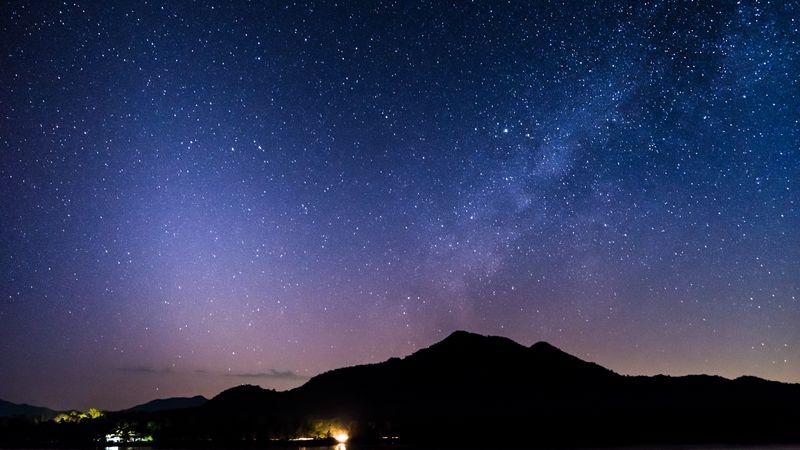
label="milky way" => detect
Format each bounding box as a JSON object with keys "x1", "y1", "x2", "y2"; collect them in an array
[{"x1": 1, "y1": 0, "x2": 798, "y2": 410}]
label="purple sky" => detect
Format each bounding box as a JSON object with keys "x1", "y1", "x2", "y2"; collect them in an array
[{"x1": 1, "y1": 0, "x2": 798, "y2": 410}]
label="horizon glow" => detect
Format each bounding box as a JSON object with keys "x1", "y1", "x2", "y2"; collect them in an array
[{"x1": 0, "y1": 0, "x2": 798, "y2": 410}]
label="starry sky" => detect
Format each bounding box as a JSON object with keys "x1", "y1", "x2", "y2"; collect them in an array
[{"x1": 1, "y1": 0, "x2": 799, "y2": 411}]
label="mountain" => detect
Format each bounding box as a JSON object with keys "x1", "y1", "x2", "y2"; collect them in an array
[
  {"x1": 3, "y1": 331, "x2": 800, "y2": 447},
  {"x1": 0, "y1": 399, "x2": 57, "y2": 420},
  {"x1": 125, "y1": 395, "x2": 207, "y2": 413},
  {"x1": 195, "y1": 330, "x2": 800, "y2": 446}
]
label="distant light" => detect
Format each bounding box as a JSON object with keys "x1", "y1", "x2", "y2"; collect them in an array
[{"x1": 334, "y1": 432, "x2": 349, "y2": 443}]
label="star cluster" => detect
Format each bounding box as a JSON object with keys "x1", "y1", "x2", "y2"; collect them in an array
[{"x1": 1, "y1": 0, "x2": 798, "y2": 410}]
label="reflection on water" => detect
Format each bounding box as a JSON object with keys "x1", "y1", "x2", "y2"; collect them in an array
[
  {"x1": 292, "y1": 446, "x2": 800, "y2": 450},
  {"x1": 96, "y1": 446, "x2": 800, "y2": 450},
  {"x1": 300, "y1": 445, "x2": 346, "y2": 450}
]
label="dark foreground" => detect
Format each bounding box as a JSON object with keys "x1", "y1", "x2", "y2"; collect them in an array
[
  {"x1": 4, "y1": 446, "x2": 800, "y2": 450},
  {"x1": 2, "y1": 332, "x2": 800, "y2": 448}
]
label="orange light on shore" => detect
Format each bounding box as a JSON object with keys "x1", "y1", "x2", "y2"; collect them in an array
[{"x1": 333, "y1": 432, "x2": 349, "y2": 443}]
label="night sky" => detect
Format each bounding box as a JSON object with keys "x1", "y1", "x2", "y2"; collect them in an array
[{"x1": 1, "y1": 0, "x2": 799, "y2": 411}]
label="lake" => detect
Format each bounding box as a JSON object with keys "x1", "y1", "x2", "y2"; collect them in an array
[{"x1": 87, "y1": 445, "x2": 800, "y2": 450}]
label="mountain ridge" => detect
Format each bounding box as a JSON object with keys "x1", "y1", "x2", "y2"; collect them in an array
[
  {"x1": 125, "y1": 395, "x2": 208, "y2": 413},
  {"x1": 2, "y1": 330, "x2": 800, "y2": 447},
  {"x1": 0, "y1": 399, "x2": 57, "y2": 420},
  {"x1": 212, "y1": 329, "x2": 797, "y2": 401}
]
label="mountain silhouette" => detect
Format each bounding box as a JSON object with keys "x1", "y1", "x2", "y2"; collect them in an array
[
  {"x1": 190, "y1": 330, "x2": 800, "y2": 446},
  {"x1": 2, "y1": 331, "x2": 799, "y2": 447},
  {"x1": 0, "y1": 399, "x2": 57, "y2": 420},
  {"x1": 125, "y1": 395, "x2": 207, "y2": 413}
]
